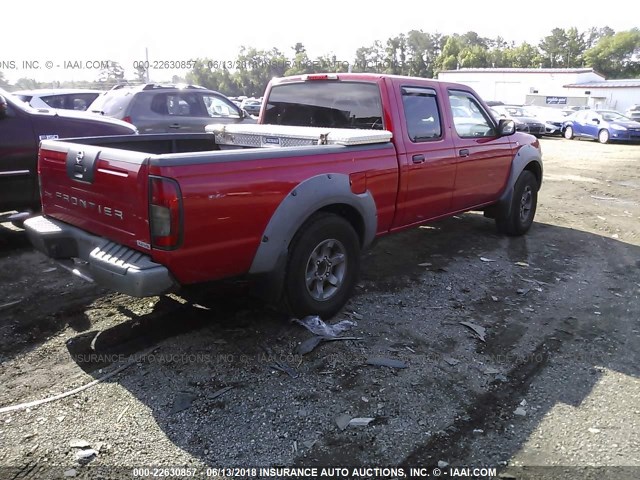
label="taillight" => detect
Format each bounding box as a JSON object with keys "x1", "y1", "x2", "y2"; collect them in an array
[
  {"x1": 149, "y1": 176, "x2": 182, "y2": 249},
  {"x1": 123, "y1": 116, "x2": 132, "y2": 123}
]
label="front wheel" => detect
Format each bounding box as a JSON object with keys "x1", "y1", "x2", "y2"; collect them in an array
[
  {"x1": 285, "y1": 212, "x2": 360, "y2": 319},
  {"x1": 598, "y1": 129, "x2": 610, "y2": 144},
  {"x1": 496, "y1": 171, "x2": 538, "y2": 236},
  {"x1": 564, "y1": 126, "x2": 574, "y2": 139}
]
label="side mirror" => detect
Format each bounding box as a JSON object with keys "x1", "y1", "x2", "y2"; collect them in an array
[
  {"x1": 0, "y1": 95, "x2": 7, "y2": 119},
  {"x1": 498, "y1": 118, "x2": 516, "y2": 136},
  {"x1": 591, "y1": 118, "x2": 600, "y2": 124}
]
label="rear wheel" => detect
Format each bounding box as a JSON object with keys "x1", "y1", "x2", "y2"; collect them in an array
[
  {"x1": 496, "y1": 170, "x2": 538, "y2": 236},
  {"x1": 598, "y1": 129, "x2": 610, "y2": 144},
  {"x1": 564, "y1": 126, "x2": 574, "y2": 139},
  {"x1": 285, "y1": 212, "x2": 360, "y2": 319}
]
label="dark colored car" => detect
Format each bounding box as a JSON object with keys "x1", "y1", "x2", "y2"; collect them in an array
[
  {"x1": 563, "y1": 110, "x2": 640, "y2": 143},
  {"x1": 0, "y1": 89, "x2": 137, "y2": 215},
  {"x1": 88, "y1": 83, "x2": 256, "y2": 133},
  {"x1": 14, "y1": 89, "x2": 103, "y2": 111},
  {"x1": 491, "y1": 105, "x2": 546, "y2": 137}
]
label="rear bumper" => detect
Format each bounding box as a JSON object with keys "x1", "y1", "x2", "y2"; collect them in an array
[{"x1": 24, "y1": 215, "x2": 177, "y2": 297}]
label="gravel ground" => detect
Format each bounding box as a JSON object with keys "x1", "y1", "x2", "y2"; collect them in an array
[{"x1": 0, "y1": 137, "x2": 639, "y2": 480}]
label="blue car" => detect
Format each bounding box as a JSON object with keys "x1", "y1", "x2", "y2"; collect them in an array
[{"x1": 563, "y1": 110, "x2": 640, "y2": 143}]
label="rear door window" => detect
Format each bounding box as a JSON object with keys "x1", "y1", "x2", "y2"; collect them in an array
[
  {"x1": 150, "y1": 93, "x2": 207, "y2": 117},
  {"x1": 401, "y1": 86, "x2": 442, "y2": 142}
]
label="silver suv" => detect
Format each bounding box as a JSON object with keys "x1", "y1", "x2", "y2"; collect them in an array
[{"x1": 87, "y1": 84, "x2": 255, "y2": 133}]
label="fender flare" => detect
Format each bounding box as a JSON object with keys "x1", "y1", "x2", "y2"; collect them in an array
[
  {"x1": 497, "y1": 143, "x2": 543, "y2": 214},
  {"x1": 249, "y1": 173, "x2": 377, "y2": 275}
]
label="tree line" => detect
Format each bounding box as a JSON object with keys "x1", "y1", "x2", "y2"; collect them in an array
[{"x1": 1, "y1": 27, "x2": 638, "y2": 97}]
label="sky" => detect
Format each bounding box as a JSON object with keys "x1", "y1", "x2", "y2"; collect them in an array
[{"x1": 2, "y1": 0, "x2": 637, "y2": 84}]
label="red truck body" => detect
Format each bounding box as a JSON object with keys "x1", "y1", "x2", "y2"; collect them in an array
[{"x1": 26, "y1": 74, "x2": 542, "y2": 318}]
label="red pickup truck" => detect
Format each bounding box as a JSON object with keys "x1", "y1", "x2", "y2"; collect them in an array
[{"x1": 25, "y1": 73, "x2": 542, "y2": 318}]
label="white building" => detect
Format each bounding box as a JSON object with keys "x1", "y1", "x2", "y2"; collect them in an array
[{"x1": 437, "y1": 68, "x2": 640, "y2": 112}]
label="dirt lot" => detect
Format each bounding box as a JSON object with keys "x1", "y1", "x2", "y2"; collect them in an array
[{"x1": 0, "y1": 137, "x2": 639, "y2": 479}]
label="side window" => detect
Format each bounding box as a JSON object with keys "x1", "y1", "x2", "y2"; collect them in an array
[
  {"x1": 203, "y1": 95, "x2": 240, "y2": 118},
  {"x1": 448, "y1": 90, "x2": 496, "y2": 138},
  {"x1": 401, "y1": 86, "x2": 442, "y2": 142},
  {"x1": 41, "y1": 95, "x2": 65, "y2": 109},
  {"x1": 150, "y1": 93, "x2": 203, "y2": 116},
  {"x1": 70, "y1": 94, "x2": 99, "y2": 111}
]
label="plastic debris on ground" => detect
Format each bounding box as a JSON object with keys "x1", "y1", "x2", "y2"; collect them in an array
[
  {"x1": 74, "y1": 449, "x2": 98, "y2": 461},
  {"x1": 460, "y1": 321, "x2": 487, "y2": 342},
  {"x1": 349, "y1": 417, "x2": 375, "y2": 427},
  {"x1": 69, "y1": 439, "x2": 90, "y2": 449},
  {"x1": 335, "y1": 414, "x2": 352, "y2": 431},
  {"x1": 443, "y1": 356, "x2": 460, "y2": 366},
  {"x1": 293, "y1": 316, "x2": 356, "y2": 337}
]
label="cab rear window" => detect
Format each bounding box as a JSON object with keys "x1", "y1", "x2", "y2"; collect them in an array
[{"x1": 263, "y1": 82, "x2": 383, "y2": 130}]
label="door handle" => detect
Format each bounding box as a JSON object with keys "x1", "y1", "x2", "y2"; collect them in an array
[
  {"x1": 169, "y1": 123, "x2": 181, "y2": 129},
  {"x1": 459, "y1": 149, "x2": 470, "y2": 157},
  {"x1": 412, "y1": 154, "x2": 425, "y2": 164}
]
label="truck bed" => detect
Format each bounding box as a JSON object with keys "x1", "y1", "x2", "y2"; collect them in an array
[{"x1": 36, "y1": 130, "x2": 400, "y2": 287}]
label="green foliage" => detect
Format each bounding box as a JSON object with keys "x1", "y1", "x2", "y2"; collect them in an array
[
  {"x1": 96, "y1": 61, "x2": 125, "y2": 86},
  {"x1": 1, "y1": 27, "x2": 637, "y2": 96},
  {"x1": 539, "y1": 28, "x2": 569, "y2": 67},
  {"x1": 134, "y1": 63, "x2": 148, "y2": 83},
  {"x1": 502, "y1": 42, "x2": 543, "y2": 68},
  {"x1": 14, "y1": 78, "x2": 43, "y2": 90},
  {"x1": 584, "y1": 28, "x2": 640, "y2": 78}
]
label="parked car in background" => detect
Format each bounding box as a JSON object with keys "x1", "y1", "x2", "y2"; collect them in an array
[
  {"x1": 13, "y1": 89, "x2": 103, "y2": 111},
  {"x1": 561, "y1": 105, "x2": 591, "y2": 117},
  {"x1": 525, "y1": 106, "x2": 566, "y2": 136},
  {"x1": 240, "y1": 98, "x2": 262, "y2": 117},
  {"x1": 228, "y1": 97, "x2": 243, "y2": 108},
  {"x1": 0, "y1": 88, "x2": 137, "y2": 216},
  {"x1": 87, "y1": 84, "x2": 255, "y2": 133},
  {"x1": 563, "y1": 110, "x2": 640, "y2": 143},
  {"x1": 491, "y1": 105, "x2": 545, "y2": 137},
  {"x1": 625, "y1": 104, "x2": 640, "y2": 121}
]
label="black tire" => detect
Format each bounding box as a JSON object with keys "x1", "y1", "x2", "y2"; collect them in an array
[
  {"x1": 598, "y1": 129, "x2": 610, "y2": 144},
  {"x1": 564, "y1": 126, "x2": 574, "y2": 140},
  {"x1": 284, "y1": 212, "x2": 360, "y2": 319},
  {"x1": 496, "y1": 170, "x2": 538, "y2": 236}
]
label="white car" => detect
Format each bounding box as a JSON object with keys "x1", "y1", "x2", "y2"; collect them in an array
[
  {"x1": 13, "y1": 89, "x2": 103, "y2": 111},
  {"x1": 625, "y1": 105, "x2": 640, "y2": 121},
  {"x1": 526, "y1": 106, "x2": 567, "y2": 136}
]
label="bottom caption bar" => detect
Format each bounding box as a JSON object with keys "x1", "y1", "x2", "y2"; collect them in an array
[{"x1": 2, "y1": 465, "x2": 638, "y2": 479}]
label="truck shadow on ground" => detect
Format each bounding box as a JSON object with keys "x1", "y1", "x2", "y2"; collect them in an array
[
  {"x1": 0, "y1": 225, "x2": 31, "y2": 258},
  {"x1": 63, "y1": 214, "x2": 639, "y2": 470}
]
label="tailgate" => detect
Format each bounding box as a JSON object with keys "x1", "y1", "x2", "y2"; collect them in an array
[{"x1": 38, "y1": 140, "x2": 152, "y2": 253}]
